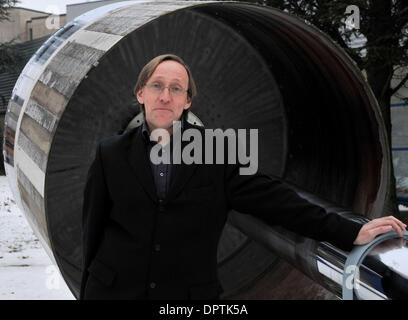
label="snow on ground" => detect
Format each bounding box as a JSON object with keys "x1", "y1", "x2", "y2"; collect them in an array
[{"x1": 0, "y1": 175, "x2": 75, "y2": 300}]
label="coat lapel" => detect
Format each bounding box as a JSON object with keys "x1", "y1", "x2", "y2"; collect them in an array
[
  {"x1": 127, "y1": 127, "x2": 158, "y2": 203},
  {"x1": 166, "y1": 120, "x2": 199, "y2": 202},
  {"x1": 166, "y1": 156, "x2": 197, "y2": 202}
]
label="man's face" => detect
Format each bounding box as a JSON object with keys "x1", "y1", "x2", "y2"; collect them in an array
[{"x1": 136, "y1": 60, "x2": 192, "y2": 133}]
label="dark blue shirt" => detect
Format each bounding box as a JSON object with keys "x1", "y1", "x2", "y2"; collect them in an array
[{"x1": 141, "y1": 116, "x2": 184, "y2": 201}]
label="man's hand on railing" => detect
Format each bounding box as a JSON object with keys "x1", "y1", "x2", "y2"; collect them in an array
[{"x1": 353, "y1": 216, "x2": 407, "y2": 245}]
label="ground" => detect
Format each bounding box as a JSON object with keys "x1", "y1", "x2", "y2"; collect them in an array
[{"x1": 0, "y1": 175, "x2": 74, "y2": 300}]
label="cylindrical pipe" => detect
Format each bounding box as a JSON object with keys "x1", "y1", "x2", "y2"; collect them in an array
[
  {"x1": 230, "y1": 192, "x2": 408, "y2": 300},
  {"x1": 3, "y1": 1, "x2": 393, "y2": 299}
]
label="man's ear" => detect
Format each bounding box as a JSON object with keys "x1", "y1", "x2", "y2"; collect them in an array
[
  {"x1": 136, "y1": 89, "x2": 144, "y2": 105},
  {"x1": 183, "y1": 98, "x2": 192, "y2": 110}
]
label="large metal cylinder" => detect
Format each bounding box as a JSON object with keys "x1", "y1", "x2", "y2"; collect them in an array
[{"x1": 4, "y1": 1, "x2": 391, "y2": 299}]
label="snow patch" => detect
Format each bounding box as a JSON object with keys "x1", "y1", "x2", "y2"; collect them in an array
[{"x1": 0, "y1": 176, "x2": 75, "y2": 300}]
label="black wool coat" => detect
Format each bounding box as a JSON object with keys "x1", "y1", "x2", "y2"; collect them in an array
[{"x1": 80, "y1": 120, "x2": 363, "y2": 300}]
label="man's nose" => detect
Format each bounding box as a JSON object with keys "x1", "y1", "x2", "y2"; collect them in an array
[{"x1": 159, "y1": 87, "x2": 171, "y2": 102}]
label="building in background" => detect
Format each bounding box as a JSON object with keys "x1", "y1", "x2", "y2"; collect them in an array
[{"x1": 0, "y1": 7, "x2": 66, "y2": 43}]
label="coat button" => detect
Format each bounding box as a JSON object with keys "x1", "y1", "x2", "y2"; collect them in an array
[
  {"x1": 158, "y1": 205, "x2": 165, "y2": 212},
  {"x1": 154, "y1": 244, "x2": 161, "y2": 252},
  {"x1": 150, "y1": 282, "x2": 156, "y2": 289}
]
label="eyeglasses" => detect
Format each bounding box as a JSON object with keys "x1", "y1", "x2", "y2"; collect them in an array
[{"x1": 145, "y1": 82, "x2": 188, "y2": 97}]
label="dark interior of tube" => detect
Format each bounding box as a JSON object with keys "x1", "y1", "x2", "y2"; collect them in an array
[{"x1": 44, "y1": 3, "x2": 384, "y2": 298}]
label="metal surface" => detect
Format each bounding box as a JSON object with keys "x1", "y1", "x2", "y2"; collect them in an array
[
  {"x1": 341, "y1": 231, "x2": 408, "y2": 300},
  {"x1": 3, "y1": 1, "x2": 393, "y2": 299},
  {"x1": 231, "y1": 201, "x2": 408, "y2": 300}
]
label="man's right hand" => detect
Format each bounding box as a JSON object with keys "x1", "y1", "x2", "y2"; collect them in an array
[{"x1": 353, "y1": 216, "x2": 407, "y2": 246}]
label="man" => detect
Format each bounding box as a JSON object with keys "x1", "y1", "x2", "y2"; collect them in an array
[{"x1": 80, "y1": 54, "x2": 407, "y2": 300}]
